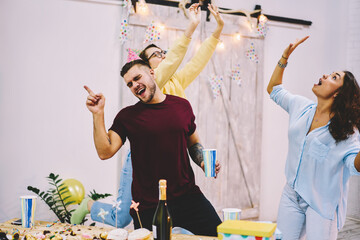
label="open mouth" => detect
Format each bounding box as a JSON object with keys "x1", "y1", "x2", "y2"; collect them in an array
[
  {"x1": 136, "y1": 87, "x2": 146, "y2": 95},
  {"x1": 316, "y1": 79, "x2": 322, "y2": 86}
]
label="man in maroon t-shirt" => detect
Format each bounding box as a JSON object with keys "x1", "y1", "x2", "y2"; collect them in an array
[{"x1": 84, "y1": 60, "x2": 221, "y2": 236}]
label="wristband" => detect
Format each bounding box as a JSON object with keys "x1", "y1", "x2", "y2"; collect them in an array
[{"x1": 278, "y1": 60, "x2": 288, "y2": 68}]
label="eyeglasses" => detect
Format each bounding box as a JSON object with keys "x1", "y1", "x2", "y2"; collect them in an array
[{"x1": 148, "y1": 50, "x2": 167, "y2": 60}]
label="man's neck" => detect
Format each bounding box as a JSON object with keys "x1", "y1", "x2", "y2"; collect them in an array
[{"x1": 147, "y1": 90, "x2": 166, "y2": 104}]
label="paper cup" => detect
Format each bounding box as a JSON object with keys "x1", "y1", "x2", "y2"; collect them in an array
[
  {"x1": 20, "y1": 195, "x2": 37, "y2": 228},
  {"x1": 202, "y1": 149, "x2": 217, "y2": 177},
  {"x1": 223, "y1": 208, "x2": 241, "y2": 221}
]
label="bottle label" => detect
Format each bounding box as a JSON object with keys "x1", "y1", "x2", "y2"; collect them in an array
[{"x1": 152, "y1": 225, "x2": 157, "y2": 239}]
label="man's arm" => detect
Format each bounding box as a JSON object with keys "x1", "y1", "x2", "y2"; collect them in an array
[
  {"x1": 187, "y1": 130, "x2": 221, "y2": 177},
  {"x1": 85, "y1": 86, "x2": 123, "y2": 160},
  {"x1": 188, "y1": 130, "x2": 204, "y2": 167}
]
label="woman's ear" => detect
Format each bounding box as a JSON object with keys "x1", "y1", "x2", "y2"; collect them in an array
[{"x1": 149, "y1": 68, "x2": 156, "y2": 80}]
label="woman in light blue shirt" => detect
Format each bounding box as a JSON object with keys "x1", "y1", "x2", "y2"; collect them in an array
[{"x1": 267, "y1": 36, "x2": 360, "y2": 240}]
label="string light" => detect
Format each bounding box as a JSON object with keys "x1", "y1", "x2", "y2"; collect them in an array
[
  {"x1": 234, "y1": 33, "x2": 241, "y2": 41},
  {"x1": 137, "y1": 0, "x2": 148, "y2": 15},
  {"x1": 157, "y1": 23, "x2": 165, "y2": 32},
  {"x1": 258, "y1": 14, "x2": 268, "y2": 23},
  {"x1": 217, "y1": 41, "x2": 225, "y2": 50}
]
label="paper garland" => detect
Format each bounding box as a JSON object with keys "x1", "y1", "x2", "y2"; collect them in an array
[
  {"x1": 119, "y1": 18, "x2": 130, "y2": 44},
  {"x1": 256, "y1": 20, "x2": 268, "y2": 37},
  {"x1": 120, "y1": 0, "x2": 133, "y2": 14},
  {"x1": 144, "y1": 21, "x2": 161, "y2": 43},
  {"x1": 246, "y1": 42, "x2": 259, "y2": 63},
  {"x1": 231, "y1": 64, "x2": 242, "y2": 86},
  {"x1": 209, "y1": 75, "x2": 223, "y2": 99},
  {"x1": 127, "y1": 48, "x2": 142, "y2": 62}
]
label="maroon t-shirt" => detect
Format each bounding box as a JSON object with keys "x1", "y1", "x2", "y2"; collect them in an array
[{"x1": 109, "y1": 95, "x2": 201, "y2": 211}]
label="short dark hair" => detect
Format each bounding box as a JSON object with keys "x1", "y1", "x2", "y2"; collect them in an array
[
  {"x1": 120, "y1": 59, "x2": 151, "y2": 77},
  {"x1": 139, "y1": 44, "x2": 161, "y2": 62}
]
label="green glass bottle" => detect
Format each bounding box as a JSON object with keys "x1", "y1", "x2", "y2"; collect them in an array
[{"x1": 152, "y1": 179, "x2": 172, "y2": 240}]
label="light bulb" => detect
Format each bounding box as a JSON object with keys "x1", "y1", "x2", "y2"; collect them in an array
[
  {"x1": 217, "y1": 41, "x2": 225, "y2": 50},
  {"x1": 234, "y1": 33, "x2": 241, "y2": 41},
  {"x1": 137, "y1": 0, "x2": 148, "y2": 15},
  {"x1": 157, "y1": 23, "x2": 165, "y2": 32},
  {"x1": 259, "y1": 14, "x2": 268, "y2": 23}
]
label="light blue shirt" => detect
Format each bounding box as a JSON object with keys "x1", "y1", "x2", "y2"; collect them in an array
[{"x1": 271, "y1": 84, "x2": 360, "y2": 229}]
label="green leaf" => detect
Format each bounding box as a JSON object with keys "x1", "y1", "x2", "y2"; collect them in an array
[
  {"x1": 55, "y1": 179, "x2": 62, "y2": 184},
  {"x1": 62, "y1": 195, "x2": 71, "y2": 201},
  {"x1": 64, "y1": 201, "x2": 75, "y2": 206},
  {"x1": 58, "y1": 186, "x2": 68, "y2": 192}
]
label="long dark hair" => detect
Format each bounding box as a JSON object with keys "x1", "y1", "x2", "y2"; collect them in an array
[{"x1": 329, "y1": 71, "x2": 360, "y2": 142}]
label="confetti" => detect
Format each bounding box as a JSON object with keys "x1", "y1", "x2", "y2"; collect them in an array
[
  {"x1": 208, "y1": 75, "x2": 223, "y2": 99},
  {"x1": 256, "y1": 20, "x2": 268, "y2": 37},
  {"x1": 231, "y1": 64, "x2": 242, "y2": 86},
  {"x1": 119, "y1": 18, "x2": 130, "y2": 44},
  {"x1": 245, "y1": 42, "x2": 259, "y2": 63},
  {"x1": 144, "y1": 21, "x2": 161, "y2": 43}
]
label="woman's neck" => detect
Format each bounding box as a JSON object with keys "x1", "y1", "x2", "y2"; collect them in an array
[{"x1": 316, "y1": 98, "x2": 333, "y2": 116}]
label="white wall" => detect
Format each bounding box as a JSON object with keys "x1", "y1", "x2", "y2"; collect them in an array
[
  {"x1": 0, "y1": 0, "x2": 125, "y2": 222},
  {"x1": 0, "y1": 0, "x2": 353, "y2": 223},
  {"x1": 346, "y1": 0, "x2": 360, "y2": 219}
]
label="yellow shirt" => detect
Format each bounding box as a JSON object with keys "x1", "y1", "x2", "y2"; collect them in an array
[{"x1": 154, "y1": 35, "x2": 219, "y2": 98}]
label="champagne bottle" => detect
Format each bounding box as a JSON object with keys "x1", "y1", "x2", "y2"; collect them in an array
[{"x1": 152, "y1": 179, "x2": 172, "y2": 240}]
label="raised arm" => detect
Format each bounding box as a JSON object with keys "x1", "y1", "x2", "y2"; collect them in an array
[
  {"x1": 187, "y1": 130, "x2": 221, "y2": 178},
  {"x1": 84, "y1": 85, "x2": 123, "y2": 160},
  {"x1": 174, "y1": 4, "x2": 224, "y2": 89},
  {"x1": 267, "y1": 36, "x2": 309, "y2": 94},
  {"x1": 154, "y1": 3, "x2": 201, "y2": 89},
  {"x1": 208, "y1": 4, "x2": 224, "y2": 39}
]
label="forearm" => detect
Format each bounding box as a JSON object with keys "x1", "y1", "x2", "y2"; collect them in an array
[
  {"x1": 92, "y1": 112, "x2": 113, "y2": 160},
  {"x1": 184, "y1": 22, "x2": 199, "y2": 39},
  {"x1": 267, "y1": 56, "x2": 287, "y2": 94},
  {"x1": 188, "y1": 143, "x2": 204, "y2": 167},
  {"x1": 212, "y1": 24, "x2": 223, "y2": 39},
  {"x1": 155, "y1": 34, "x2": 191, "y2": 89},
  {"x1": 176, "y1": 36, "x2": 219, "y2": 89}
]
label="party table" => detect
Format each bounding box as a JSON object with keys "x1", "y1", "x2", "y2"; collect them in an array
[{"x1": 0, "y1": 219, "x2": 217, "y2": 240}]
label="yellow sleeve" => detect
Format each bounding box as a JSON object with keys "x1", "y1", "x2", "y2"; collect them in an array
[
  {"x1": 154, "y1": 34, "x2": 191, "y2": 89},
  {"x1": 172, "y1": 35, "x2": 219, "y2": 89}
]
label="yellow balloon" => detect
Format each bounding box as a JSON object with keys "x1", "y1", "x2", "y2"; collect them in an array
[{"x1": 61, "y1": 179, "x2": 85, "y2": 205}]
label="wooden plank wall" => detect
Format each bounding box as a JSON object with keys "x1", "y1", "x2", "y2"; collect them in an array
[{"x1": 119, "y1": 4, "x2": 264, "y2": 220}]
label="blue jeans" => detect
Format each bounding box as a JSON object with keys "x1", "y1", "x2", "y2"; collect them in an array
[
  {"x1": 277, "y1": 184, "x2": 338, "y2": 240},
  {"x1": 90, "y1": 151, "x2": 133, "y2": 227}
]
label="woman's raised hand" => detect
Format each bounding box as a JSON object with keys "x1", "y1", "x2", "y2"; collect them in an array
[
  {"x1": 283, "y1": 36, "x2": 309, "y2": 59},
  {"x1": 208, "y1": 3, "x2": 224, "y2": 27},
  {"x1": 188, "y1": 3, "x2": 201, "y2": 26}
]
